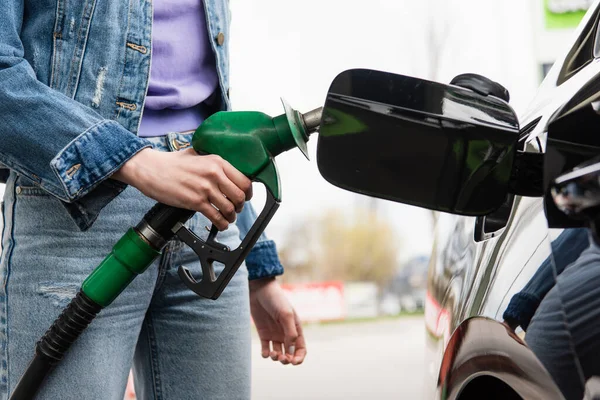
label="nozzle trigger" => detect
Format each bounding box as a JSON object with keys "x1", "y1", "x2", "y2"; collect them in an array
[{"x1": 173, "y1": 190, "x2": 280, "y2": 300}]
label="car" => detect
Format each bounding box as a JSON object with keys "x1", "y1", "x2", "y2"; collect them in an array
[{"x1": 313, "y1": 4, "x2": 600, "y2": 399}]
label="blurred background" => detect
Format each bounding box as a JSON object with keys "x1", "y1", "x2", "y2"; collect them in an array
[{"x1": 0, "y1": 0, "x2": 591, "y2": 399}]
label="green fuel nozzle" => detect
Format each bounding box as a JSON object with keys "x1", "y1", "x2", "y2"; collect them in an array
[
  {"x1": 175, "y1": 99, "x2": 322, "y2": 298},
  {"x1": 192, "y1": 99, "x2": 322, "y2": 201}
]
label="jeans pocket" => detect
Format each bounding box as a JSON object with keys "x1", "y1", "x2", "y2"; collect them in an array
[{"x1": 14, "y1": 174, "x2": 50, "y2": 197}]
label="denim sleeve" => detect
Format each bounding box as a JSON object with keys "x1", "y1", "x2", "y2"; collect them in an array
[
  {"x1": 503, "y1": 227, "x2": 590, "y2": 330},
  {"x1": 0, "y1": 2, "x2": 150, "y2": 209},
  {"x1": 236, "y1": 202, "x2": 284, "y2": 280}
]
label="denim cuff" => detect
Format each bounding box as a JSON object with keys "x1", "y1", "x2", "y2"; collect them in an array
[
  {"x1": 245, "y1": 240, "x2": 284, "y2": 280},
  {"x1": 50, "y1": 120, "x2": 151, "y2": 201},
  {"x1": 502, "y1": 292, "x2": 541, "y2": 331}
]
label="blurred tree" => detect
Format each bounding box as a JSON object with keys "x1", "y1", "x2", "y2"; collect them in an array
[
  {"x1": 277, "y1": 222, "x2": 320, "y2": 283},
  {"x1": 278, "y1": 207, "x2": 401, "y2": 288}
]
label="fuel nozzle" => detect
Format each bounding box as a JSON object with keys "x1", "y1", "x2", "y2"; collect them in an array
[
  {"x1": 279, "y1": 98, "x2": 322, "y2": 160},
  {"x1": 192, "y1": 98, "x2": 321, "y2": 175},
  {"x1": 180, "y1": 99, "x2": 322, "y2": 299},
  {"x1": 301, "y1": 107, "x2": 323, "y2": 135}
]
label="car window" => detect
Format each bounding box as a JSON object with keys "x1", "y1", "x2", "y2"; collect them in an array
[
  {"x1": 558, "y1": 6, "x2": 600, "y2": 85},
  {"x1": 593, "y1": 16, "x2": 600, "y2": 58}
]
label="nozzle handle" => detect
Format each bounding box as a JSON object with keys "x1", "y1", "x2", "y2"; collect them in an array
[
  {"x1": 174, "y1": 189, "x2": 280, "y2": 299},
  {"x1": 254, "y1": 160, "x2": 281, "y2": 202}
]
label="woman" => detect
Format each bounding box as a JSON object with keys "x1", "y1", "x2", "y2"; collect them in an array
[{"x1": 0, "y1": 0, "x2": 306, "y2": 398}]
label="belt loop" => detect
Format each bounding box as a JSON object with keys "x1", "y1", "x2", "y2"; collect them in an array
[
  {"x1": 170, "y1": 133, "x2": 193, "y2": 152},
  {"x1": 166, "y1": 132, "x2": 179, "y2": 152}
]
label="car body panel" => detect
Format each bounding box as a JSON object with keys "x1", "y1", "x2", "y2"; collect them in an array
[{"x1": 437, "y1": 317, "x2": 564, "y2": 400}]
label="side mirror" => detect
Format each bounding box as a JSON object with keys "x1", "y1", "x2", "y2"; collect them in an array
[{"x1": 316, "y1": 69, "x2": 520, "y2": 216}]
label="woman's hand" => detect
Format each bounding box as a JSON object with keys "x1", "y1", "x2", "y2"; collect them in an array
[
  {"x1": 249, "y1": 277, "x2": 307, "y2": 366},
  {"x1": 112, "y1": 148, "x2": 252, "y2": 231}
]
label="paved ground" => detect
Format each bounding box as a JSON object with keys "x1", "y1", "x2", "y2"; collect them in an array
[{"x1": 251, "y1": 316, "x2": 426, "y2": 400}]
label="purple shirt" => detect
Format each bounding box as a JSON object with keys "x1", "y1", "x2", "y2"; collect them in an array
[{"x1": 138, "y1": 0, "x2": 219, "y2": 137}]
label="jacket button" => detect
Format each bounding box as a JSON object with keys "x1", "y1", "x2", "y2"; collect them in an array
[{"x1": 216, "y1": 32, "x2": 225, "y2": 46}]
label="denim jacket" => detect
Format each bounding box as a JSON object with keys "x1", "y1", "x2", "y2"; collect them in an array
[{"x1": 0, "y1": 0, "x2": 283, "y2": 280}]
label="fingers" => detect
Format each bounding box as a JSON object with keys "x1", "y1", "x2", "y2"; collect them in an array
[
  {"x1": 271, "y1": 341, "x2": 284, "y2": 362},
  {"x1": 201, "y1": 156, "x2": 251, "y2": 220},
  {"x1": 279, "y1": 309, "x2": 300, "y2": 363},
  {"x1": 221, "y1": 160, "x2": 253, "y2": 201},
  {"x1": 280, "y1": 347, "x2": 291, "y2": 365},
  {"x1": 271, "y1": 342, "x2": 291, "y2": 365},
  {"x1": 189, "y1": 155, "x2": 250, "y2": 228},
  {"x1": 217, "y1": 179, "x2": 246, "y2": 214},
  {"x1": 291, "y1": 317, "x2": 307, "y2": 366},
  {"x1": 265, "y1": 311, "x2": 305, "y2": 366},
  {"x1": 260, "y1": 339, "x2": 270, "y2": 359},
  {"x1": 266, "y1": 317, "x2": 283, "y2": 361},
  {"x1": 133, "y1": 150, "x2": 252, "y2": 224},
  {"x1": 208, "y1": 192, "x2": 237, "y2": 223},
  {"x1": 197, "y1": 202, "x2": 229, "y2": 231}
]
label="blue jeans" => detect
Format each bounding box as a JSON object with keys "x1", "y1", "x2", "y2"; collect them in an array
[{"x1": 0, "y1": 134, "x2": 251, "y2": 399}]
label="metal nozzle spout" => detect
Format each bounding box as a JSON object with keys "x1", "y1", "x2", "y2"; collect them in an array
[{"x1": 301, "y1": 107, "x2": 323, "y2": 135}]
